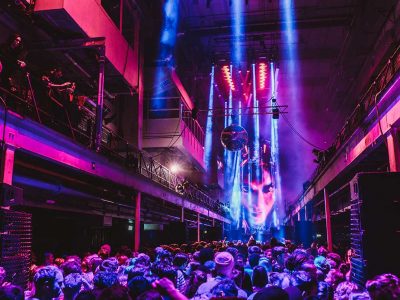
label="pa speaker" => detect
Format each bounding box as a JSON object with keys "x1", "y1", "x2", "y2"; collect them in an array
[
  {"x1": 0, "y1": 209, "x2": 31, "y2": 289},
  {"x1": 349, "y1": 172, "x2": 400, "y2": 285}
]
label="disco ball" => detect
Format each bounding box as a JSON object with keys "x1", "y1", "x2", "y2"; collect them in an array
[{"x1": 221, "y1": 124, "x2": 248, "y2": 151}]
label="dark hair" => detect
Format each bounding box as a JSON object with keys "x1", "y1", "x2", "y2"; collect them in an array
[
  {"x1": 210, "y1": 279, "x2": 238, "y2": 297},
  {"x1": 317, "y1": 281, "x2": 333, "y2": 300},
  {"x1": 33, "y1": 266, "x2": 62, "y2": 287},
  {"x1": 98, "y1": 285, "x2": 131, "y2": 300},
  {"x1": 173, "y1": 253, "x2": 188, "y2": 267},
  {"x1": 93, "y1": 271, "x2": 119, "y2": 289},
  {"x1": 61, "y1": 260, "x2": 82, "y2": 275},
  {"x1": 254, "y1": 286, "x2": 289, "y2": 300},
  {"x1": 252, "y1": 266, "x2": 268, "y2": 288},
  {"x1": 290, "y1": 270, "x2": 316, "y2": 295},
  {"x1": 100, "y1": 258, "x2": 119, "y2": 273},
  {"x1": 285, "y1": 252, "x2": 309, "y2": 271},
  {"x1": 128, "y1": 276, "x2": 151, "y2": 300},
  {"x1": 248, "y1": 253, "x2": 260, "y2": 268},
  {"x1": 199, "y1": 248, "x2": 214, "y2": 265},
  {"x1": 151, "y1": 263, "x2": 176, "y2": 282},
  {"x1": 366, "y1": 273, "x2": 400, "y2": 300},
  {"x1": 0, "y1": 285, "x2": 24, "y2": 300}
]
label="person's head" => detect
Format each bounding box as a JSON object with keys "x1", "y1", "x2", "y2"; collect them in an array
[
  {"x1": 252, "y1": 266, "x2": 268, "y2": 289},
  {"x1": 173, "y1": 253, "x2": 188, "y2": 268},
  {"x1": 325, "y1": 269, "x2": 344, "y2": 290},
  {"x1": 128, "y1": 276, "x2": 151, "y2": 300},
  {"x1": 249, "y1": 253, "x2": 261, "y2": 268},
  {"x1": 93, "y1": 271, "x2": 119, "y2": 289},
  {"x1": 214, "y1": 252, "x2": 235, "y2": 278},
  {"x1": 241, "y1": 167, "x2": 275, "y2": 225},
  {"x1": 334, "y1": 281, "x2": 362, "y2": 300},
  {"x1": 135, "y1": 254, "x2": 150, "y2": 268},
  {"x1": 249, "y1": 246, "x2": 262, "y2": 255},
  {"x1": 269, "y1": 272, "x2": 291, "y2": 289},
  {"x1": 317, "y1": 281, "x2": 333, "y2": 300},
  {"x1": 61, "y1": 260, "x2": 82, "y2": 276},
  {"x1": 210, "y1": 279, "x2": 238, "y2": 298},
  {"x1": 366, "y1": 273, "x2": 400, "y2": 300},
  {"x1": 33, "y1": 266, "x2": 64, "y2": 299},
  {"x1": 98, "y1": 244, "x2": 111, "y2": 259},
  {"x1": 63, "y1": 273, "x2": 83, "y2": 300},
  {"x1": 285, "y1": 251, "x2": 309, "y2": 272},
  {"x1": 0, "y1": 284, "x2": 24, "y2": 300},
  {"x1": 290, "y1": 270, "x2": 317, "y2": 297},
  {"x1": 199, "y1": 247, "x2": 214, "y2": 265},
  {"x1": 254, "y1": 286, "x2": 289, "y2": 300},
  {"x1": 9, "y1": 34, "x2": 22, "y2": 50},
  {"x1": 151, "y1": 263, "x2": 176, "y2": 282},
  {"x1": 100, "y1": 258, "x2": 119, "y2": 273},
  {"x1": 327, "y1": 253, "x2": 342, "y2": 267},
  {"x1": 44, "y1": 252, "x2": 54, "y2": 266},
  {"x1": 156, "y1": 250, "x2": 173, "y2": 265},
  {"x1": 314, "y1": 256, "x2": 330, "y2": 275}
]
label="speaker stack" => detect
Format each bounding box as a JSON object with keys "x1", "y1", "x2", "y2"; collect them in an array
[
  {"x1": 0, "y1": 209, "x2": 31, "y2": 289},
  {"x1": 349, "y1": 172, "x2": 400, "y2": 285}
]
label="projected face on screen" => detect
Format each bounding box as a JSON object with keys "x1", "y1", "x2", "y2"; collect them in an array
[{"x1": 241, "y1": 167, "x2": 275, "y2": 226}]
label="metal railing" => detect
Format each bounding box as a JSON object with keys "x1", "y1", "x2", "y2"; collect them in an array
[{"x1": 0, "y1": 86, "x2": 223, "y2": 214}]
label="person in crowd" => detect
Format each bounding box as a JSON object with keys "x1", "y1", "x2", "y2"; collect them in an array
[
  {"x1": 0, "y1": 33, "x2": 27, "y2": 95},
  {"x1": 194, "y1": 251, "x2": 247, "y2": 298},
  {"x1": 366, "y1": 273, "x2": 400, "y2": 300},
  {"x1": 0, "y1": 285, "x2": 24, "y2": 300},
  {"x1": 43, "y1": 252, "x2": 54, "y2": 266},
  {"x1": 30, "y1": 266, "x2": 64, "y2": 300},
  {"x1": 253, "y1": 286, "x2": 289, "y2": 300},
  {"x1": 248, "y1": 266, "x2": 268, "y2": 300},
  {"x1": 0, "y1": 237, "x2": 397, "y2": 300},
  {"x1": 63, "y1": 273, "x2": 84, "y2": 300}
]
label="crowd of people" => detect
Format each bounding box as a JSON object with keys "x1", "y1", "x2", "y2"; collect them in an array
[{"x1": 0, "y1": 238, "x2": 398, "y2": 300}]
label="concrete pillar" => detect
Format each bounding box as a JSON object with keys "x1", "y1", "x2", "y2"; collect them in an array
[
  {"x1": 0, "y1": 145, "x2": 15, "y2": 185},
  {"x1": 387, "y1": 128, "x2": 400, "y2": 172},
  {"x1": 134, "y1": 192, "x2": 141, "y2": 252},
  {"x1": 324, "y1": 189, "x2": 333, "y2": 252}
]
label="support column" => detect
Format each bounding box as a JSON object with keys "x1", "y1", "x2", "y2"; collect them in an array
[
  {"x1": 0, "y1": 145, "x2": 15, "y2": 185},
  {"x1": 181, "y1": 206, "x2": 185, "y2": 222},
  {"x1": 94, "y1": 47, "x2": 105, "y2": 152},
  {"x1": 387, "y1": 128, "x2": 400, "y2": 172},
  {"x1": 197, "y1": 212, "x2": 200, "y2": 242},
  {"x1": 134, "y1": 192, "x2": 141, "y2": 252},
  {"x1": 324, "y1": 189, "x2": 333, "y2": 252}
]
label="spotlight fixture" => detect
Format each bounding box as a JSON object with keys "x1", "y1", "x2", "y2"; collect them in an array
[
  {"x1": 272, "y1": 107, "x2": 280, "y2": 119},
  {"x1": 222, "y1": 65, "x2": 235, "y2": 91},
  {"x1": 258, "y1": 62, "x2": 267, "y2": 89}
]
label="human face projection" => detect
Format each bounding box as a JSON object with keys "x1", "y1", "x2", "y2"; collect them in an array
[{"x1": 242, "y1": 167, "x2": 275, "y2": 226}]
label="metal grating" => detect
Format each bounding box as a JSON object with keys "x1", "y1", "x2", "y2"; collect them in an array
[{"x1": 0, "y1": 209, "x2": 32, "y2": 289}]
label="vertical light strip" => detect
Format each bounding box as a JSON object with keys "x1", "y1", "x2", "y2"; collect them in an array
[
  {"x1": 204, "y1": 65, "x2": 215, "y2": 171},
  {"x1": 270, "y1": 62, "x2": 283, "y2": 228},
  {"x1": 252, "y1": 63, "x2": 260, "y2": 179}
]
